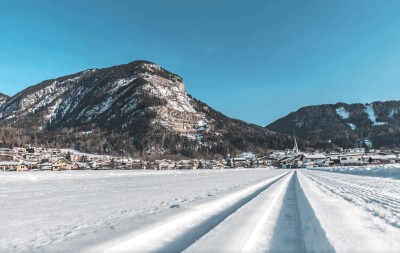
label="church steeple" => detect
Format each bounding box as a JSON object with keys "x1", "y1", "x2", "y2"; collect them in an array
[{"x1": 293, "y1": 129, "x2": 299, "y2": 154}]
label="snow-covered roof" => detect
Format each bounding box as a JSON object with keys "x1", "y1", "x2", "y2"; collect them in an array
[
  {"x1": 0, "y1": 161, "x2": 19, "y2": 166},
  {"x1": 302, "y1": 154, "x2": 327, "y2": 159},
  {"x1": 339, "y1": 153, "x2": 364, "y2": 157},
  {"x1": 369, "y1": 155, "x2": 397, "y2": 160}
]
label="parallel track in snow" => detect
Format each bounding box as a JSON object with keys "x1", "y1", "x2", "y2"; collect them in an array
[
  {"x1": 302, "y1": 170, "x2": 400, "y2": 229},
  {"x1": 86, "y1": 171, "x2": 334, "y2": 253},
  {"x1": 6, "y1": 169, "x2": 400, "y2": 252},
  {"x1": 87, "y1": 172, "x2": 291, "y2": 253}
]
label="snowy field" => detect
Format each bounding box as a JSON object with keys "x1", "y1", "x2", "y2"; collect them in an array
[
  {"x1": 1, "y1": 168, "x2": 400, "y2": 252},
  {"x1": 309, "y1": 164, "x2": 400, "y2": 179}
]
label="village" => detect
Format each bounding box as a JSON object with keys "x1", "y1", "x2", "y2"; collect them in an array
[{"x1": 1, "y1": 139, "x2": 400, "y2": 172}]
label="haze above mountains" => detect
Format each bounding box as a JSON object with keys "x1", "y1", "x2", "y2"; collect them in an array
[{"x1": 0, "y1": 60, "x2": 399, "y2": 156}]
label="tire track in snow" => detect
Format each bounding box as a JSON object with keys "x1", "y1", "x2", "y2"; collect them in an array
[{"x1": 85, "y1": 171, "x2": 291, "y2": 253}]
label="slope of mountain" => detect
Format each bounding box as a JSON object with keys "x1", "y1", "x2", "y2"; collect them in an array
[
  {"x1": 266, "y1": 101, "x2": 400, "y2": 149},
  {"x1": 0, "y1": 61, "x2": 296, "y2": 157},
  {"x1": 0, "y1": 93, "x2": 9, "y2": 107}
]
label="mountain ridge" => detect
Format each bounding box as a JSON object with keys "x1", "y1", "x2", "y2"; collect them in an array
[
  {"x1": 0, "y1": 60, "x2": 297, "y2": 157},
  {"x1": 266, "y1": 101, "x2": 400, "y2": 149},
  {"x1": 0, "y1": 93, "x2": 9, "y2": 107}
]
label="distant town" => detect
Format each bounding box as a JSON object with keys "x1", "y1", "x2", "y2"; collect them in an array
[{"x1": 1, "y1": 141, "x2": 400, "y2": 172}]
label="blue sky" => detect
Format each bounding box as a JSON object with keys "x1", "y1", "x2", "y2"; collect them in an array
[{"x1": 1, "y1": 0, "x2": 400, "y2": 126}]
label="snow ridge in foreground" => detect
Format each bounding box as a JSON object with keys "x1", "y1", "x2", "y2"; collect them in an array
[{"x1": 86, "y1": 172, "x2": 290, "y2": 253}]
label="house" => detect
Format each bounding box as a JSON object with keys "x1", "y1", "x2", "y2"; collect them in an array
[
  {"x1": 326, "y1": 154, "x2": 340, "y2": 165},
  {"x1": 73, "y1": 162, "x2": 90, "y2": 170},
  {"x1": 175, "y1": 160, "x2": 197, "y2": 170},
  {"x1": 52, "y1": 159, "x2": 72, "y2": 170},
  {"x1": 88, "y1": 161, "x2": 100, "y2": 169},
  {"x1": 16, "y1": 164, "x2": 30, "y2": 171},
  {"x1": 39, "y1": 162, "x2": 53, "y2": 171},
  {"x1": 338, "y1": 148, "x2": 366, "y2": 166},
  {"x1": 211, "y1": 160, "x2": 224, "y2": 169},
  {"x1": 368, "y1": 155, "x2": 397, "y2": 164},
  {"x1": 69, "y1": 154, "x2": 81, "y2": 162},
  {"x1": 100, "y1": 161, "x2": 113, "y2": 170},
  {"x1": 280, "y1": 156, "x2": 295, "y2": 169},
  {"x1": 339, "y1": 153, "x2": 365, "y2": 166},
  {"x1": 232, "y1": 157, "x2": 251, "y2": 168},
  {"x1": 301, "y1": 154, "x2": 327, "y2": 168},
  {"x1": 131, "y1": 160, "x2": 143, "y2": 170},
  {"x1": 14, "y1": 147, "x2": 26, "y2": 155},
  {"x1": 257, "y1": 156, "x2": 278, "y2": 167},
  {"x1": 0, "y1": 153, "x2": 14, "y2": 162},
  {"x1": 293, "y1": 155, "x2": 303, "y2": 168},
  {"x1": 23, "y1": 153, "x2": 41, "y2": 162},
  {"x1": 48, "y1": 148, "x2": 61, "y2": 155},
  {"x1": 0, "y1": 161, "x2": 19, "y2": 171},
  {"x1": 154, "y1": 160, "x2": 170, "y2": 170},
  {"x1": 70, "y1": 163, "x2": 79, "y2": 170},
  {"x1": 0, "y1": 148, "x2": 14, "y2": 155}
]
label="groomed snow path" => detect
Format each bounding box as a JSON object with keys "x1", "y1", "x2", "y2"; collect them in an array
[
  {"x1": 87, "y1": 170, "x2": 400, "y2": 253},
  {"x1": 2, "y1": 169, "x2": 400, "y2": 252}
]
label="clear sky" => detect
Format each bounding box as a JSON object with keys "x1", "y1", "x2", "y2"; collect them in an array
[{"x1": 1, "y1": 0, "x2": 400, "y2": 126}]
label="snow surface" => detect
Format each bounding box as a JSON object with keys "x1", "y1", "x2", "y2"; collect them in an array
[
  {"x1": 295, "y1": 117, "x2": 304, "y2": 127},
  {"x1": 336, "y1": 107, "x2": 350, "y2": 119},
  {"x1": 347, "y1": 123, "x2": 356, "y2": 131},
  {"x1": 0, "y1": 169, "x2": 286, "y2": 252},
  {"x1": 364, "y1": 104, "x2": 386, "y2": 126},
  {"x1": 389, "y1": 108, "x2": 399, "y2": 117},
  {"x1": 309, "y1": 164, "x2": 400, "y2": 179},
  {"x1": 2, "y1": 168, "x2": 400, "y2": 253},
  {"x1": 299, "y1": 170, "x2": 400, "y2": 252}
]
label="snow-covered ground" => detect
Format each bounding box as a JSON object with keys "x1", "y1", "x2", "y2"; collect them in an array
[
  {"x1": 2, "y1": 168, "x2": 400, "y2": 252},
  {"x1": 309, "y1": 164, "x2": 400, "y2": 179},
  {"x1": 0, "y1": 169, "x2": 286, "y2": 252}
]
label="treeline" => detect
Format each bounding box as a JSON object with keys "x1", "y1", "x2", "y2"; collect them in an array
[
  {"x1": 267, "y1": 101, "x2": 400, "y2": 149},
  {"x1": 0, "y1": 120, "x2": 298, "y2": 159}
]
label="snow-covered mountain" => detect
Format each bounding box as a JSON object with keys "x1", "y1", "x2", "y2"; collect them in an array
[
  {"x1": 0, "y1": 93, "x2": 9, "y2": 107},
  {"x1": 0, "y1": 60, "x2": 294, "y2": 156},
  {"x1": 0, "y1": 61, "x2": 196, "y2": 131},
  {"x1": 267, "y1": 101, "x2": 400, "y2": 149}
]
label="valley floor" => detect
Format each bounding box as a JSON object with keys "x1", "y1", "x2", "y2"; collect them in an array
[{"x1": 1, "y1": 168, "x2": 400, "y2": 252}]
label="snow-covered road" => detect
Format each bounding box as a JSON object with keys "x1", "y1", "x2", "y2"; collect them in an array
[{"x1": 2, "y1": 168, "x2": 400, "y2": 252}]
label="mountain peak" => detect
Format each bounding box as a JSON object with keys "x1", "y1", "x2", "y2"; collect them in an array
[
  {"x1": 267, "y1": 101, "x2": 400, "y2": 149},
  {"x1": 0, "y1": 60, "x2": 293, "y2": 157}
]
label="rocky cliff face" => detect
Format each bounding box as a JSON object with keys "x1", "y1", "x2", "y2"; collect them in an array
[
  {"x1": 267, "y1": 101, "x2": 400, "y2": 149},
  {"x1": 0, "y1": 61, "x2": 295, "y2": 157},
  {"x1": 0, "y1": 61, "x2": 201, "y2": 134}
]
